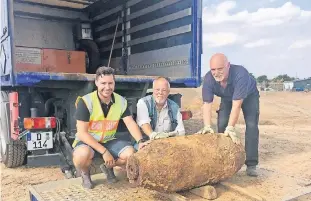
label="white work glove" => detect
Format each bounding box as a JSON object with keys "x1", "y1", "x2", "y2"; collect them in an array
[
  {"x1": 149, "y1": 131, "x2": 175, "y2": 140},
  {"x1": 223, "y1": 126, "x2": 241, "y2": 144},
  {"x1": 196, "y1": 125, "x2": 215, "y2": 134},
  {"x1": 167, "y1": 131, "x2": 179, "y2": 137}
]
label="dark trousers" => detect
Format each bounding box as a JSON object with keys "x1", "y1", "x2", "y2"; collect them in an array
[{"x1": 217, "y1": 93, "x2": 260, "y2": 166}]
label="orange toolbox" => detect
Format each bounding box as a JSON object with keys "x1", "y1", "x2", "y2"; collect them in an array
[{"x1": 15, "y1": 47, "x2": 86, "y2": 73}]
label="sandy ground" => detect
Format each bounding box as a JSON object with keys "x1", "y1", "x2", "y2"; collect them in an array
[{"x1": 1, "y1": 88, "x2": 311, "y2": 201}]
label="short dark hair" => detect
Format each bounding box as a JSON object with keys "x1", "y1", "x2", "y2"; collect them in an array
[{"x1": 95, "y1": 66, "x2": 115, "y2": 80}]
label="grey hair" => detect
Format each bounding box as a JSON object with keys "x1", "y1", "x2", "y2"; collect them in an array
[
  {"x1": 95, "y1": 66, "x2": 115, "y2": 80},
  {"x1": 152, "y1": 76, "x2": 170, "y2": 89}
]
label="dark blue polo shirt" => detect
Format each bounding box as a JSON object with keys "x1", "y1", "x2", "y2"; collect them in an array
[{"x1": 202, "y1": 64, "x2": 258, "y2": 103}]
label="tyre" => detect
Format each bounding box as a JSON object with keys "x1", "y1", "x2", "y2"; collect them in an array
[
  {"x1": 0, "y1": 91, "x2": 26, "y2": 168},
  {"x1": 77, "y1": 39, "x2": 101, "y2": 74}
]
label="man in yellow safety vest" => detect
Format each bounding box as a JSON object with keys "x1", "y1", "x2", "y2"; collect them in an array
[{"x1": 72, "y1": 66, "x2": 149, "y2": 189}]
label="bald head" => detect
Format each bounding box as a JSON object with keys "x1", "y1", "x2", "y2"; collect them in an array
[
  {"x1": 210, "y1": 53, "x2": 228, "y2": 67},
  {"x1": 153, "y1": 77, "x2": 170, "y2": 105},
  {"x1": 209, "y1": 53, "x2": 230, "y2": 82}
]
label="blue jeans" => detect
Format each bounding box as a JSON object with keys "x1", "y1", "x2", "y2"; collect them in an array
[
  {"x1": 133, "y1": 143, "x2": 139, "y2": 151},
  {"x1": 217, "y1": 93, "x2": 260, "y2": 167},
  {"x1": 74, "y1": 139, "x2": 133, "y2": 159}
]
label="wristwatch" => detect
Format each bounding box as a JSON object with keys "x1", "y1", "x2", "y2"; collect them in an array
[{"x1": 137, "y1": 138, "x2": 147, "y2": 144}]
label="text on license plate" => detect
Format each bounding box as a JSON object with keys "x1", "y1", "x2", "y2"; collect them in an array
[{"x1": 27, "y1": 131, "x2": 53, "y2": 150}]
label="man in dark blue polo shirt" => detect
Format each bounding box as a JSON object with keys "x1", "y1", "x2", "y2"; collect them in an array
[{"x1": 197, "y1": 53, "x2": 260, "y2": 177}]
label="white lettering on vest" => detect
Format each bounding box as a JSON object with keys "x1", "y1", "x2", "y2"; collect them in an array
[
  {"x1": 105, "y1": 121, "x2": 118, "y2": 131},
  {"x1": 90, "y1": 121, "x2": 103, "y2": 131}
]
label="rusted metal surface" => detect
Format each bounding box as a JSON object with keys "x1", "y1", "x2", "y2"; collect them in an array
[{"x1": 126, "y1": 134, "x2": 245, "y2": 192}]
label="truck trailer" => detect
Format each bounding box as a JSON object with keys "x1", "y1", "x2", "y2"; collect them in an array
[{"x1": 0, "y1": 0, "x2": 202, "y2": 177}]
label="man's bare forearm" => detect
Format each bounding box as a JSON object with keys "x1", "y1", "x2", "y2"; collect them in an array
[
  {"x1": 228, "y1": 100, "x2": 243, "y2": 127},
  {"x1": 77, "y1": 132, "x2": 106, "y2": 154},
  {"x1": 203, "y1": 102, "x2": 213, "y2": 126},
  {"x1": 141, "y1": 123, "x2": 153, "y2": 136},
  {"x1": 126, "y1": 119, "x2": 144, "y2": 142}
]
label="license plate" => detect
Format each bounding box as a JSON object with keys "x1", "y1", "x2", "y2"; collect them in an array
[{"x1": 27, "y1": 131, "x2": 53, "y2": 151}]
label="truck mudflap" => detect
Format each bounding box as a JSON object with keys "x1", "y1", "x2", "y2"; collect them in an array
[{"x1": 9, "y1": 92, "x2": 19, "y2": 140}]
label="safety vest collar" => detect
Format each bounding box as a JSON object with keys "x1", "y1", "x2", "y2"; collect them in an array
[
  {"x1": 96, "y1": 90, "x2": 115, "y2": 104},
  {"x1": 92, "y1": 91, "x2": 122, "y2": 119}
]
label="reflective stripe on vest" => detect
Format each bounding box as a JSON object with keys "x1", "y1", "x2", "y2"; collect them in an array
[{"x1": 73, "y1": 91, "x2": 127, "y2": 147}]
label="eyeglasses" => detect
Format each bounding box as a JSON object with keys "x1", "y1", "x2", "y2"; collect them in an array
[{"x1": 154, "y1": 88, "x2": 167, "y2": 93}]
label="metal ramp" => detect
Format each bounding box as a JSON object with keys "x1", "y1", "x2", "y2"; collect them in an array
[
  {"x1": 28, "y1": 167, "x2": 311, "y2": 201},
  {"x1": 29, "y1": 172, "x2": 171, "y2": 201}
]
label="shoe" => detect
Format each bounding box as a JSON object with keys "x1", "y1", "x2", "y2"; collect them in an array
[
  {"x1": 80, "y1": 169, "x2": 94, "y2": 189},
  {"x1": 100, "y1": 164, "x2": 118, "y2": 184},
  {"x1": 246, "y1": 166, "x2": 258, "y2": 177}
]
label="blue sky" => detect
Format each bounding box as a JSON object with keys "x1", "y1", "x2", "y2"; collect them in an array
[{"x1": 201, "y1": 0, "x2": 311, "y2": 79}]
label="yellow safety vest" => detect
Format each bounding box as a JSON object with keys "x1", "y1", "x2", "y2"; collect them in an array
[{"x1": 72, "y1": 91, "x2": 127, "y2": 147}]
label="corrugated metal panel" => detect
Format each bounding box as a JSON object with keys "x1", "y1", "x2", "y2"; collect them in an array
[{"x1": 89, "y1": 0, "x2": 201, "y2": 80}]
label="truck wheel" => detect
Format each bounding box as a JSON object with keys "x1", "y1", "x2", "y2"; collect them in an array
[
  {"x1": 77, "y1": 39, "x2": 101, "y2": 74},
  {"x1": 0, "y1": 91, "x2": 26, "y2": 168}
]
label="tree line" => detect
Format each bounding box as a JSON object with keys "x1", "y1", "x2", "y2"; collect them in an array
[
  {"x1": 201, "y1": 73, "x2": 310, "y2": 85},
  {"x1": 251, "y1": 74, "x2": 300, "y2": 83}
]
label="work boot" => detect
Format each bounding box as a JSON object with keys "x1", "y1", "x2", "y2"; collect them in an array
[
  {"x1": 80, "y1": 169, "x2": 94, "y2": 189},
  {"x1": 100, "y1": 164, "x2": 118, "y2": 184},
  {"x1": 246, "y1": 166, "x2": 258, "y2": 177}
]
